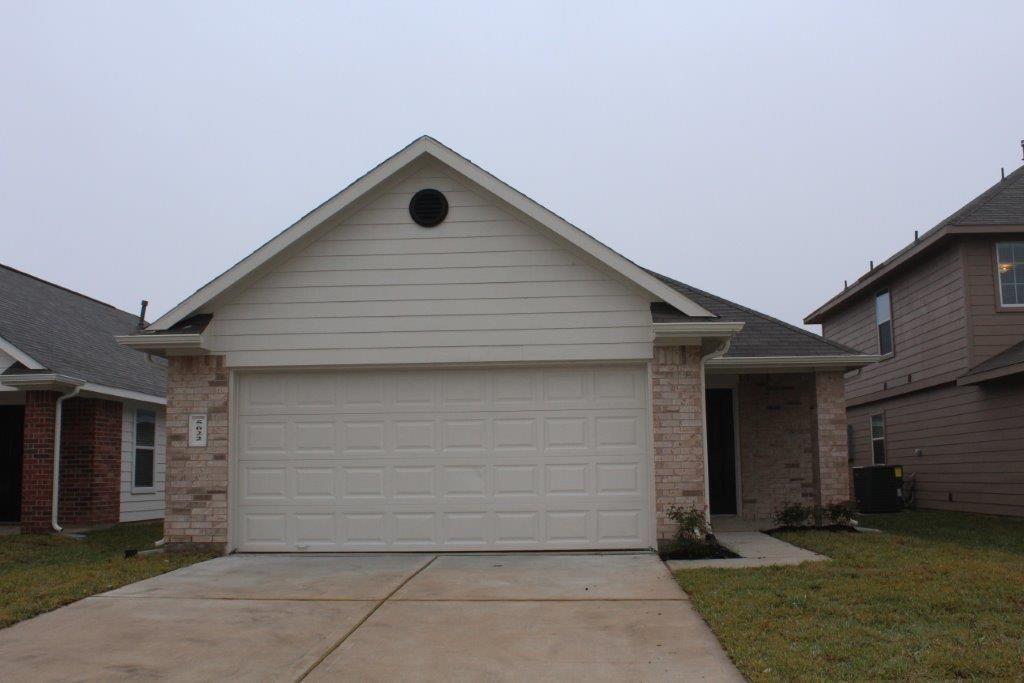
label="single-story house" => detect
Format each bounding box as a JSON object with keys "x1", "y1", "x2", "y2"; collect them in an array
[
  {"x1": 119, "y1": 137, "x2": 877, "y2": 552},
  {"x1": 0, "y1": 264, "x2": 167, "y2": 532}
]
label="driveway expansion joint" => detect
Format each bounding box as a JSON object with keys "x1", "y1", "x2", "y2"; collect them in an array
[{"x1": 295, "y1": 554, "x2": 439, "y2": 682}]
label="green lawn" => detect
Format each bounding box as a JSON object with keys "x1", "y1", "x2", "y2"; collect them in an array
[
  {"x1": 0, "y1": 523, "x2": 215, "y2": 628},
  {"x1": 676, "y1": 510, "x2": 1024, "y2": 681}
]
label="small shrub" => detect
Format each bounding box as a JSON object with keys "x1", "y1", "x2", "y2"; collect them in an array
[
  {"x1": 824, "y1": 500, "x2": 858, "y2": 525},
  {"x1": 774, "y1": 502, "x2": 814, "y2": 528},
  {"x1": 666, "y1": 504, "x2": 712, "y2": 545}
]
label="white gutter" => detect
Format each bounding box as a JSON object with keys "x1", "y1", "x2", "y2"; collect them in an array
[
  {"x1": 52, "y1": 383, "x2": 84, "y2": 532},
  {"x1": 698, "y1": 337, "x2": 733, "y2": 525},
  {"x1": 114, "y1": 333, "x2": 205, "y2": 352}
]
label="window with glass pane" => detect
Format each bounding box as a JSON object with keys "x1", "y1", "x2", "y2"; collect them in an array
[
  {"x1": 134, "y1": 409, "x2": 156, "y2": 488},
  {"x1": 996, "y1": 242, "x2": 1024, "y2": 306},
  {"x1": 870, "y1": 414, "x2": 886, "y2": 465},
  {"x1": 875, "y1": 290, "x2": 893, "y2": 356}
]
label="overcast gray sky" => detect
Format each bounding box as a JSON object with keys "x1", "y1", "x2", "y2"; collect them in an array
[{"x1": 2, "y1": 1, "x2": 1021, "y2": 330}]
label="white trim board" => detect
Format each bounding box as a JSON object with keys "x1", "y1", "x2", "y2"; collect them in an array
[
  {"x1": 0, "y1": 335, "x2": 43, "y2": 370},
  {"x1": 148, "y1": 137, "x2": 713, "y2": 331}
]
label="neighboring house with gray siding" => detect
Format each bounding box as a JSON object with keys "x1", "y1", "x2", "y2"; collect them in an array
[
  {"x1": 0, "y1": 264, "x2": 167, "y2": 531},
  {"x1": 118, "y1": 137, "x2": 876, "y2": 553},
  {"x1": 806, "y1": 164, "x2": 1024, "y2": 517}
]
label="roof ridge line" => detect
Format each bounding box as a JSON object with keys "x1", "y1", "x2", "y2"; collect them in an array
[{"x1": 0, "y1": 263, "x2": 137, "y2": 318}]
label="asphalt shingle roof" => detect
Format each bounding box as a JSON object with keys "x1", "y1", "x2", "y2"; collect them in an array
[
  {"x1": 962, "y1": 339, "x2": 1024, "y2": 379},
  {"x1": 0, "y1": 264, "x2": 166, "y2": 397},
  {"x1": 649, "y1": 270, "x2": 865, "y2": 358}
]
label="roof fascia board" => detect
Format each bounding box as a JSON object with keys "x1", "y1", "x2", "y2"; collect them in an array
[
  {"x1": 652, "y1": 321, "x2": 744, "y2": 345},
  {"x1": 707, "y1": 354, "x2": 881, "y2": 373},
  {"x1": 80, "y1": 383, "x2": 167, "y2": 405},
  {"x1": 0, "y1": 335, "x2": 44, "y2": 369},
  {"x1": 957, "y1": 361, "x2": 1024, "y2": 386},
  {"x1": 115, "y1": 333, "x2": 205, "y2": 352},
  {"x1": 0, "y1": 373, "x2": 86, "y2": 391},
  {"x1": 149, "y1": 138, "x2": 713, "y2": 330}
]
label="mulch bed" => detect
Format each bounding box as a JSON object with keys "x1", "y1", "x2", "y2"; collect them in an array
[{"x1": 659, "y1": 536, "x2": 740, "y2": 561}]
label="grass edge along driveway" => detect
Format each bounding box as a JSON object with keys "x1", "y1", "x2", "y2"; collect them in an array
[
  {"x1": 0, "y1": 522, "x2": 216, "y2": 628},
  {"x1": 675, "y1": 510, "x2": 1024, "y2": 681}
]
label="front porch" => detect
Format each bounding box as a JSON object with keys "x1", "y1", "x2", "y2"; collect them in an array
[{"x1": 653, "y1": 347, "x2": 851, "y2": 543}]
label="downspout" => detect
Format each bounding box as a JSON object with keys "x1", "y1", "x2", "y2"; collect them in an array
[
  {"x1": 52, "y1": 385, "x2": 83, "y2": 532},
  {"x1": 699, "y1": 338, "x2": 732, "y2": 526}
]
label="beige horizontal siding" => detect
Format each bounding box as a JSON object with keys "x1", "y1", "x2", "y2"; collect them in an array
[
  {"x1": 207, "y1": 162, "x2": 654, "y2": 367},
  {"x1": 119, "y1": 401, "x2": 166, "y2": 522}
]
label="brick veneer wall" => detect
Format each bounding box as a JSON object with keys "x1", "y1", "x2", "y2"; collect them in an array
[
  {"x1": 58, "y1": 397, "x2": 122, "y2": 526},
  {"x1": 20, "y1": 391, "x2": 61, "y2": 533},
  {"x1": 811, "y1": 371, "x2": 851, "y2": 506},
  {"x1": 165, "y1": 355, "x2": 229, "y2": 551},
  {"x1": 651, "y1": 345, "x2": 706, "y2": 542},
  {"x1": 737, "y1": 372, "x2": 852, "y2": 521},
  {"x1": 737, "y1": 373, "x2": 818, "y2": 521}
]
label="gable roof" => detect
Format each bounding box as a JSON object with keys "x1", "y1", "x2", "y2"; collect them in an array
[
  {"x1": 650, "y1": 271, "x2": 865, "y2": 359},
  {"x1": 806, "y1": 163, "x2": 1024, "y2": 324},
  {"x1": 0, "y1": 264, "x2": 166, "y2": 398},
  {"x1": 148, "y1": 136, "x2": 713, "y2": 331}
]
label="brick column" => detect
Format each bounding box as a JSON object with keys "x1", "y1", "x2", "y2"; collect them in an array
[
  {"x1": 20, "y1": 391, "x2": 60, "y2": 534},
  {"x1": 651, "y1": 346, "x2": 706, "y2": 543},
  {"x1": 811, "y1": 371, "x2": 851, "y2": 507},
  {"x1": 165, "y1": 355, "x2": 229, "y2": 552},
  {"x1": 58, "y1": 398, "x2": 122, "y2": 527}
]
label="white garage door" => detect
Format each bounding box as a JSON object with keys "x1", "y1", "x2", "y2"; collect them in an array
[{"x1": 234, "y1": 365, "x2": 651, "y2": 551}]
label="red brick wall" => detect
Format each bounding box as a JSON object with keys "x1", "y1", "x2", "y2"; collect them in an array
[
  {"x1": 652, "y1": 346, "x2": 706, "y2": 542},
  {"x1": 20, "y1": 393, "x2": 122, "y2": 532},
  {"x1": 20, "y1": 391, "x2": 60, "y2": 533},
  {"x1": 165, "y1": 355, "x2": 229, "y2": 552},
  {"x1": 58, "y1": 398, "x2": 122, "y2": 527}
]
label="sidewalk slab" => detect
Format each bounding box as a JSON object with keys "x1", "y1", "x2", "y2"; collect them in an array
[{"x1": 668, "y1": 531, "x2": 827, "y2": 571}]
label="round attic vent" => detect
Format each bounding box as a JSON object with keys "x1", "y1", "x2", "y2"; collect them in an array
[{"x1": 409, "y1": 188, "x2": 449, "y2": 227}]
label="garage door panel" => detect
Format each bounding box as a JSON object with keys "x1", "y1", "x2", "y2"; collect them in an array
[
  {"x1": 234, "y1": 365, "x2": 650, "y2": 551},
  {"x1": 238, "y1": 457, "x2": 644, "y2": 506},
  {"x1": 238, "y1": 367, "x2": 645, "y2": 416},
  {"x1": 237, "y1": 505, "x2": 650, "y2": 552}
]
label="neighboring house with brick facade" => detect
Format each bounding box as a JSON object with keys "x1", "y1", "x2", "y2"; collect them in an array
[
  {"x1": 806, "y1": 164, "x2": 1024, "y2": 517},
  {"x1": 0, "y1": 265, "x2": 167, "y2": 533},
  {"x1": 119, "y1": 137, "x2": 876, "y2": 552}
]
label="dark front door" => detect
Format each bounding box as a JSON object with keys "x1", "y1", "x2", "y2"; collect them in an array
[
  {"x1": 0, "y1": 405, "x2": 24, "y2": 522},
  {"x1": 705, "y1": 389, "x2": 737, "y2": 515}
]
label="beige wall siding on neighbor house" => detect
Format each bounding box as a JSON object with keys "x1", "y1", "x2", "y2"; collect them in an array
[
  {"x1": 205, "y1": 162, "x2": 654, "y2": 368},
  {"x1": 962, "y1": 237, "x2": 1024, "y2": 366},
  {"x1": 823, "y1": 242, "x2": 969, "y2": 403},
  {"x1": 119, "y1": 401, "x2": 166, "y2": 522},
  {"x1": 847, "y1": 377, "x2": 1024, "y2": 517}
]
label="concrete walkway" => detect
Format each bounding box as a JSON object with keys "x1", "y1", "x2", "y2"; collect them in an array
[
  {"x1": 0, "y1": 552, "x2": 742, "y2": 682},
  {"x1": 667, "y1": 531, "x2": 827, "y2": 570}
]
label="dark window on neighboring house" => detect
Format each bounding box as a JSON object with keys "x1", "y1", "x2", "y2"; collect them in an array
[
  {"x1": 996, "y1": 242, "x2": 1024, "y2": 307},
  {"x1": 876, "y1": 290, "x2": 893, "y2": 356},
  {"x1": 870, "y1": 414, "x2": 886, "y2": 465},
  {"x1": 847, "y1": 424, "x2": 855, "y2": 461},
  {"x1": 134, "y1": 408, "x2": 156, "y2": 489}
]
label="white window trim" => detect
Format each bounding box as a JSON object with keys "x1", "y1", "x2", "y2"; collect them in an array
[
  {"x1": 995, "y1": 241, "x2": 1024, "y2": 308},
  {"x1": 870, "y1": 413, "x2": 886, "y2": 465},
  {"x1": 132, "y1": 408, "x2": 157, "y2": 494}
]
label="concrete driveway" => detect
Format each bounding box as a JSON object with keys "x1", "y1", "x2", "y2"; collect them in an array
[{"x1": 0, "y1": 552, "x2": 741, "y2": 682}]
